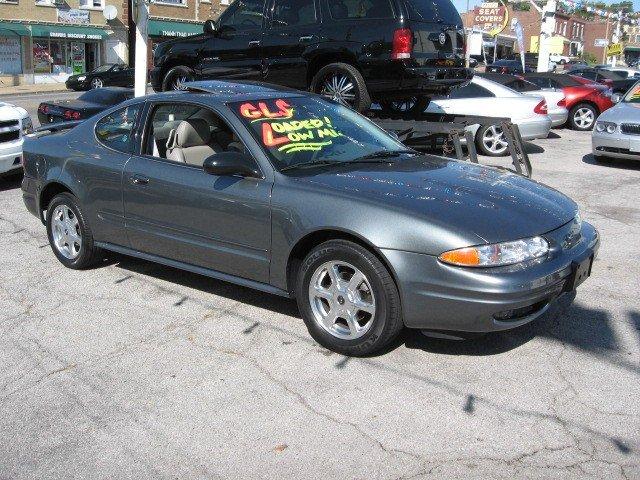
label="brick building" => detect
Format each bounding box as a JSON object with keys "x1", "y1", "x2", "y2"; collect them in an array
[{"x1": 0, "y1": 0, "x2": 227, "y2": 86}]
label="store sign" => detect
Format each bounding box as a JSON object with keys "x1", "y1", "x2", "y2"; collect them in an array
[
  {"x1": 57, "y1": 8, "x2": 90, "y2": 25},
  {"x1": 606, "y1": 43, "x2": 623, "y2": 56},
  {"x1": 49, "y1": 31, "x2": 102, "y2": 40},
  {"x1": 594, "y1": 38, "x2": 608, "y2": 47},
  {"x1": 0, "y1": 36, "x2": 22, "y2": 75},
  {"x1": 472, "y1": 2, "x2": 509, "y2": 37},
  {"x1": 158, "y1": 29, "x2": 193, "y2": 37}
]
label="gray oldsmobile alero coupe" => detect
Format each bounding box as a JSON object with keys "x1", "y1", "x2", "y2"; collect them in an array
[{"x1": 22, "y1": 81, "x2": 599, "y2": 355}]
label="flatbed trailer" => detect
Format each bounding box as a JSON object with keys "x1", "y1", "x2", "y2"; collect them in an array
[{"x1": 367, "y1": 111, "x2": 533, "y2": 178}]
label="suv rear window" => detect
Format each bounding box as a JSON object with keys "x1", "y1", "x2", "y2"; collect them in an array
[
  {"x1": 404, "y1": 0, "x2": 461, "y2": 25},
  {"x1": 328, "y1": 0, "x2": 395, "y2": 20}
]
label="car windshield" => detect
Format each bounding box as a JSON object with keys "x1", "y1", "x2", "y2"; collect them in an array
[
  {"x1": 78, "y1": 89, "x2": 133, "y2": 104},
  {"x1": 404, "y1": 0, "x2": 462, "y2": 25},
  {"x1": 623, "y1": 81, "x2": 640, "y2": 103},
  {"x1": 91, "y1": 64, "x2": 114, "y2": 73},
  {"x1": 230, "y1": 96, "x2": 410, "y2": 171}
]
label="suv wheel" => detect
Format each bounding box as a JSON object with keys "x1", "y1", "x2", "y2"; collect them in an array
[
  {"x1": 162, "y1": 66, "x2": 193, "y2": 91},
  {"x1": 569, "y1": 103, "x2": 596, "y2": 131},
  {"x1": 46, "y1": 193, "x2": 102, "y2": 269},
  {"x1": 310, "y1": 63, "x2": 371, "y2": 112},
  {"x1": 476, "y1": 124, "x2": 509, "y2": 156},
  {"x1": 296, "y1": 240, "x2": 403, "y2": 356},
  {"x1": 379, "y1": 97, "x2": 430, "y2": 115}
]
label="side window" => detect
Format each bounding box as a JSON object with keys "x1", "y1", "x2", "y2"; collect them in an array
[
  {"x1": 448, "y1": 83, "x2": 493, "y2": 99},
  {"x1": 145, "y1": 103, "x2": 251, "y2": 169},
  {"x1": 582, "y1": 71, "x2": 597, "y2": 80},
  {"x1": 328, "y1": 0, "x2": 394, "y2": 20},
  {"x1": 220, "y1": 0, "x2": 265, "y2": 30},
  {"x1": 271, "y1": 0, "x2": 317, "y2": 27},
  {"x1": 95, "y1": 103, "x2": 142, "y2": 153},
  {"x1": 528, "y1": 77, "x2": 550, "y2": 89}
]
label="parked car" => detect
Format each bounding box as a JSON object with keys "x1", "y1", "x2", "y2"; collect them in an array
[
  {"x1": 426, "y1": 76, "x2": 552, "y2": 156},
  {"x1": 524, "y1": 73, "x2": 613, "y2": 130},
  {"x1": 149, "y1": 0, "x2": 473, "y2": 113},
  {"x1": 37, "y1": 88, "x2": 133, "y2": 125},
  {"x1": 569, "y1": 67, "x2": 636, "y2": 94},
  {"x1": 603, "y1": 67, "x2": 640, "y2": 79},
  {"x1": 565, "y1": 60, "x2": 588, "y2": 70},
  {"x1": 65, "y1": 64, "x2": 134, "y2": 91},
  {"x1": 593, "y1": 81, "x2": 640, "y2": 162},
  {"x1": 0, "y1": 101, "x2": 33, "y2": 177},
  {"x1": 486, "y1": 59, "x2": 531, "y2": 74},
  {"x1": 479, "y1": 73, "x2": 568, "y2": 127},
  {"x1": 549, "y1": 53, "x2": 571, "y2": 64},
  {"x1": 21, "y1": 80, "x2": 598, "y2": 355}
]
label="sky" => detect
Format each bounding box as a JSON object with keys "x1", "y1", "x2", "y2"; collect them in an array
[{"x1": 451, "y1": 0, "x2": 640, "y2": 13}]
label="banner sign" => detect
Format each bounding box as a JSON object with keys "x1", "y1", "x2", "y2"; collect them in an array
[
  {"x1": 472, "y1": 1, "x2": 509, "y2": 37},
  {"x1": 57, "y1": 9, "x2": 90, "y2": 25}
]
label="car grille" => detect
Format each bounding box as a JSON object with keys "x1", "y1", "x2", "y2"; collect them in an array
[
  {"x1": 0, "y1": 119, "x2": 19, "y2": 129},
  {"x1": 0, "y1": 130, "x2": 20, "y2": 143},
  {"x1": 621, "y1": 123, "x2": 640, "y2": 135}
]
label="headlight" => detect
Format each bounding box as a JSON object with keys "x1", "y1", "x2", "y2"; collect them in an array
[
  {"x1": 595, "y1": 121, "x2": 617, "y2": 134},
  {"x1": 439, "y1": 236, "x2": 549, "y2": 267},
  {"x1": 21, "y1": 116, "x2": 33, "y2": 135},
  {"x1": 77, "y1": 76, "x2": 86, "y2": 81}
]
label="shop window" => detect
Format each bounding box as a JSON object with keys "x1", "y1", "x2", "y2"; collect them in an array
[
  {"x1": 79, "y1": 0, "x2": 105, "y2": 9},
  {"x1": 35, "y1": 0, "x2": 56, "y2": 5},
  {"x1": 151, "y1": 0, "x2": 187, "y2": 5}
]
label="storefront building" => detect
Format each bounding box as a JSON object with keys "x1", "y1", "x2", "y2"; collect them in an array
[{"x1": 146, "y1": 19, "x2": 203, "y2": 66}]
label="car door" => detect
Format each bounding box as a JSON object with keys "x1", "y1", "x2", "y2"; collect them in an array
[
  {"x1": 122, "y1": 101, "x2": 273, "y2": 283},
  {"x1": 198, "y1": 0, "x2": 266, "y2": 81},
  {"x1": 261, "y1": 0, "x2": 321, "y2": 89}
]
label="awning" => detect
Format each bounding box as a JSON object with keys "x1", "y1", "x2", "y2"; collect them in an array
[
  {"x1": 0, "y1": 21, "x2": 31, "y2": 36},
  {"x1": 30, "y1": 24, "x2": 109, "y2": 40},
  {"x1": 148, "y1": 20, "x2": 202, "y2": 38},
  {"x1": 625, "y1": 46, "x2": 640, "y2": 52}
]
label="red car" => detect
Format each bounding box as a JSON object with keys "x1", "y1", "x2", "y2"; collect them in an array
[{"x1": 523, "y1": 73, "x2": 614, "y2": 131}]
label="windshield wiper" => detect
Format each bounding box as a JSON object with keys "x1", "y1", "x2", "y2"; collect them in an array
[
  {"x1": 280, "y1": 159, "x2": 342, "y2": 172},
  {"x1": 344, "y1": 149, "x2": 419, "y2": 164}
]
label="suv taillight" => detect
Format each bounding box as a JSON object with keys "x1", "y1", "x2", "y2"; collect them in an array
[
  {"x1": 392, "y1": 28, "x2": 412, "y2": 60},
  {"x1": 534, "y1": 99, "x2": 548, "y2": 114}
]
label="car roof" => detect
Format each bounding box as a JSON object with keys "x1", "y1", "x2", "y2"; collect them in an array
[{"x1": 181, "y1": 80, "x2": 305, "y2": 102}]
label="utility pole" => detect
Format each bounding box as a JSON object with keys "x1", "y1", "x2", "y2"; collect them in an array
[
  {"x1": 530, "y1": 0, "x2": 556, "y2": 72},
  {"x1": 133, "y1": 0, "x2": 149, "y2": 97},
  {"x1": 611, "y1": 10, "x2": 622, "y2": 67}
]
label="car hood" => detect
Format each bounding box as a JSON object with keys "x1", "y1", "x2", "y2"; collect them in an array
[
  {"x1": 45, "y1": 99, "x2": 101, "y2": 111},
  {"x1": 599, "y1": 101, "x2": 640, "y2": 122},
  {"x1": 291, "y1": 156, "x2": 577, "y2": 245},
  {"x1": 0, "y1": 102, "x2": 28, "y2": 120}
]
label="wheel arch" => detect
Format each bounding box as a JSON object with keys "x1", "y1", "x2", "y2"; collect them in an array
[
  {"x1": 572, "y1": 99, "x2": 600, "y2": 115},
  {"x1": 285, "y1": 228, "x2": 401, "y2": 296},
  {"x1": 39, "y1": 181, "x2": 76, "y2": 224},
  {"x1": 306, "y1": 51, "x2": 361, "y2": 87}
]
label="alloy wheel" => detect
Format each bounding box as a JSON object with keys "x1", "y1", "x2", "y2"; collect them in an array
[
  {"x1": 172, "y1": 75, "x2": 190, "y2": 91},
  {"x1": 482, "y1": 125, "x2": 509, "y2": 155},
  {"x1": 308, "y1": 261, "x2": 376, "y2": 340},
  {"x1": 319, "y1": 73, "x2": 356, "y2": 107},
  {"x1": 573, "y1": 107, "x2": 594, "y2": 129},
  {"x1": 51, "y1": 205, "x2": 82, "y2": 260},
  {"x1": 91, "y1": 78, "x2": 103, "y2": 89}
]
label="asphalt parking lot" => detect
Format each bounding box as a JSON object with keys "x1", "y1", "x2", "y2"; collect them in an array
[{"x1": 1, "y1": 92, "x2": 639, "y2": 479}]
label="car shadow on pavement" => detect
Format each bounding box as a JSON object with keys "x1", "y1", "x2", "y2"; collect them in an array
[
  {"x1": 0, "y1": 172, "x2": 23, "y2": 192},
  {"x1": 524, "y1": 142, "x2": 545, "y2": 154},
  {"x1": 582, "y1": 153, "x2": 640, "y2": 170}
]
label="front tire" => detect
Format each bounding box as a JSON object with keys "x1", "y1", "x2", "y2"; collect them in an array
[
  {"x1": 161, "y1": 65, "x2": 193, "y2": 91},
  {"x1": 476, "y1": 124, "x2": 509, "y2": 156},
  {"x1": 310, "y1": 62, "x2": 371, "y2": 112},
  {"x1": 90, "y1": 77, "x2": 103, "y2": 89},
  {"x1": 296, "y1": 240, "x2": 403, "y2": 356},
  {"x1": 46, "y1": 193, "x2": 102, "y2": 269},
  {"x1": 569, "y1": 103, "x2": 597, "y2": 131}
]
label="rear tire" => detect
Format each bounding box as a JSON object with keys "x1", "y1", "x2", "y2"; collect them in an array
[
  {"x1": 296, "y1": 240, "x2": 403, "y2": 356},
  {"x1": 475, "y1": 124, "x2": 509, "y2": 156},
  {"x1": 310, "y1": 62, "x2": 371, "y2": 112},
  {"x1": 162, "y1": 65, "x2": 194, "y2": 92},
  {"x1": 46, "y1": 193, "x2": 102, "y2": 270},
  {"x1": 568, "y1": 103, "x2": 597, "y2": 131}
]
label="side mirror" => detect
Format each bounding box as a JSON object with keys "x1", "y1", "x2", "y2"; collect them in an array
[
  {"x1": 611, "y1": 93, "x2": 621, "y2": 104},
  {"x1": 203, "y1": 19, "x2": 218, "y2": 35},
  {"x1": 203, "y1": 151, "x2": 260, "y2": 178}
]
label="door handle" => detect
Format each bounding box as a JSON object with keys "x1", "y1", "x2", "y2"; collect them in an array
[
  {"x1": 298, "y1": 35, "x2": 315, "y2": 43},
  {"x1": 248, "y1": 40, "x2": 261, "y2": 47},
  {"x1": 130, "y1": 175, "x2": 149, "y2": 185}
]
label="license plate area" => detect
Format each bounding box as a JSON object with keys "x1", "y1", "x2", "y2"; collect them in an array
[{"x1": 564, "y1": 255, "x2": 594, "y2": 291}]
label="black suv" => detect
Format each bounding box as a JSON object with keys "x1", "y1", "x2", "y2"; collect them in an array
[{"x1": 150, "y1": 0, "x2": 472, "y2": 112}]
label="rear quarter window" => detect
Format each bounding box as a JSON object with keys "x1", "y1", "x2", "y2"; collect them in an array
[
  {"x1": 328, "y1": 0, "x2": 395, "y2": 20},
  {"x1": 95, "y1": 103, "x2": 142, "y2": 154},
  {"x1": 404, "y1": 0, "x2": 461, "y2": 25}
]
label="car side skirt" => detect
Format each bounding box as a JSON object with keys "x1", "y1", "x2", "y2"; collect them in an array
[{"x1": 96, "y1": 242, "x2": 293, "y2": 298}]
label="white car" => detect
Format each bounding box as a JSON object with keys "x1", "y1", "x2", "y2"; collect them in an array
[
  {"x1": 426, "y1": 76, "x2": 553, "y2": 156},
  {"x1": 0, "y1": 101, "x2": 32, "y2": 176},
  {"x1": 549, "y1": 54, "x2": 571, "y2": 65}
]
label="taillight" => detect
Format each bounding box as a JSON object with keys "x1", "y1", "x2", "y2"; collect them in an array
[
  {"x1": 392, "y1": 28, "x2": 412, "y2": 60},
  {"x1": 64, "y1": 110, "x2": 81, "y2": 120},
  {"x1": 534, "y1": 99, "x2": 548, "y2": 114},
  {"x1": 557, "y1": 98, "x2": 566, "y2": 107}
]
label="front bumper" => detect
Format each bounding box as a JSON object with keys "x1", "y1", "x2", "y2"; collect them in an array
[
  {"x1": 65, "y1": 79, "x2": 88, "y2": 90},
  {"x1": 592, "y1": 130, "x2": 640, "y2": 160},
  {"x1": 382, "y1": 219, "x2": 599, "y2": 332},
  {"x1": 0, "y1": 140, "x2": 23, "y2": 174}
]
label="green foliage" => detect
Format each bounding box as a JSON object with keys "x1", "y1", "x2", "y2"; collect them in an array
[
  {"x1": 512, "y1": 2, "x2": 530, "y2": 11},
  {"x1": 580, "y1": 52, "x2": 598, "y2": 64}
]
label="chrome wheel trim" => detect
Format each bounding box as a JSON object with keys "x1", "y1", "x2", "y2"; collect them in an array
[
  {"x1": 51, "y1": 205, "x2": 82, "y2": 260},
  {"x1": 574, "y1": 107, "x2": 594, "y2": 129},
  {"x1": 172, "y1": 75, "x2": 190, "y2": 91},
  {"x1": 91, "y1": 78, "x2": 103, "y2": 89},
  {"x1": 308, "y1": 261, "x2": 376, "y2": 340},
  {"x1": 482, "y1": 125, "x2": 508, "y2": 154},
  {"x1": 319, "y1": 73, "x2": 356, "y2": 107}
]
